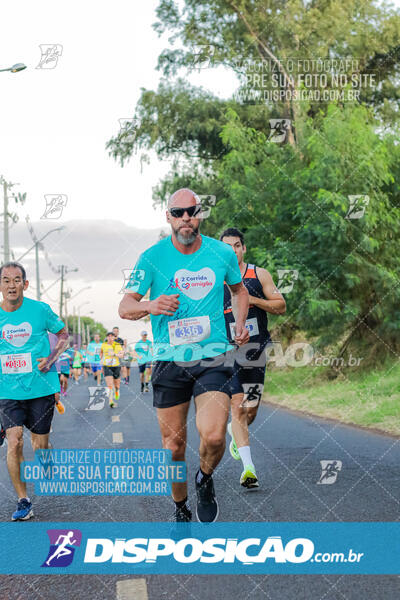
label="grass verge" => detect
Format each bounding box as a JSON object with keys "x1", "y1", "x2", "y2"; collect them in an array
[{"x1": 264, "y1": 360, "x2": 400, "y2": 436}]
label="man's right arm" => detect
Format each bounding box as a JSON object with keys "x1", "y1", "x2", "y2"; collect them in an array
[
  {"x1": 119, "y1": 292, "x2": 180, "y2": 320},
  {"x1": 119, "y1": 293, "x2": 150, "y2": 320}
]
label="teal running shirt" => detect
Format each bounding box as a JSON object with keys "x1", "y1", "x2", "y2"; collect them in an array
[
  {"x1": 0, "y1": 297, "x2": 64, "y2": 400},
  {"x1": 135, "y1": 340, "x2": 153, "y2": 365},
  {"x1": 128, "y1": 235, "x2": 242, "y2": 361},
  {"x1": 87, "y1": 341, "x2": 102, "y2": 365}
]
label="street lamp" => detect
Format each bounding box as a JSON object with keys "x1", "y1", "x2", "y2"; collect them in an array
[
  {"x1": 0, "y1": 63, "x2": 27, "y2": 73},
  {"x1": 16, "y1": 226, "x2": 65, "y2": 301}
]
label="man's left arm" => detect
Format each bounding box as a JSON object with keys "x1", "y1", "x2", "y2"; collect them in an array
[
  {"x1": 37, "y1": 327, "x2": 70, "y2": 372},
  {"x1": 249, "y1": 268, "x2": 286, "y2": 315}
]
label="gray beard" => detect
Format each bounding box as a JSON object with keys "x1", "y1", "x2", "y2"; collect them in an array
[{"x1": 174, "y1": 226, "x2": 198, "y2": 246}]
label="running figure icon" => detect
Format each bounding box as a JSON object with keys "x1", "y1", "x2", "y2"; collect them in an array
[{"x1": 45, "y1": 531, "x2": 77, "y2": 566}]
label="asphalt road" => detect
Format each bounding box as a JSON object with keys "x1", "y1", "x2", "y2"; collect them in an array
[{"x1": 0, "y1": 366, "x2": 399, "y2": 599}]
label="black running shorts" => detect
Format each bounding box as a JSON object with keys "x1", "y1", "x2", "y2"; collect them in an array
[
  {"x1": 103, "y1": 366, "x2": 121, "y2": 379},
  {"x1": 0, "y1": 394, "x2": 56, "y2": 434},
  {"x1": 152, "y1": 354, "x2": 233, "y2": 408}
]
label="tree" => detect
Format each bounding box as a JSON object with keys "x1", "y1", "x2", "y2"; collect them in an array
[
  {"x1": 66, "y1": 315, "x2": 107, "y2": 343},
  {"x1": 106, "y1": 0, "x2": 400, "y2": 364},
  {"x1": 215, "y1": 103, "x2": 400, "y2": 360}
]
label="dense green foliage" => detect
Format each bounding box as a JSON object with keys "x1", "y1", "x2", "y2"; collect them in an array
[{"x1": 106, "y1": 0, "x2": 400, "y2": 363}]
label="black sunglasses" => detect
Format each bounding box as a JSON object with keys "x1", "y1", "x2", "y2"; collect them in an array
[{"x1": 169, "y1": 205, "x2": 202, "y2": 218}]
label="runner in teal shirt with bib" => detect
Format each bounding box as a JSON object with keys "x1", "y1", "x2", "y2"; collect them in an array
[
  {"x1": 0, "y1": 261, "x2": 68, "y2": 522},
  {"x1": 130, "y1": 234, "x2": 242, "y2": 362},
  {"x1": 0, "y1": 297, "x2": 65, "y2": 400},
  {"x1": 120, "y1": 189, "x2": 250, "y2": 524}
]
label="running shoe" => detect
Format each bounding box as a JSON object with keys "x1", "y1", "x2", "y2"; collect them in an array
[
  {"x1": 240, "y1": 466, "x2": 259, "y2": 489},
  {"x1": 0, "y1": 424, "x2": 6, "y2": 447},
  {"x1": 195, "y1": 475, "x2": 219, "y2": 522},
  {"x1": 175, "y1": 504, "x2": 192, "y2": 522},
  {"x1": 12, "y1": 498, "x2": 33, "y2": 521},
  {"x1": 227, "y1": 422, "x2": 240, "y2": 461},
  {"x1": 55, "y1": 400, "x2": 65, "y2": 415},
  {"x1": 109, "y1": 400, "x2": 116, "y2": 408}
]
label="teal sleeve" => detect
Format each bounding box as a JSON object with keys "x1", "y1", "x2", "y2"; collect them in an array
[
  {"x1": 44, "y1": 303, "x2": 65, "y2": 334},
  {"x1": 125, "y1": 253, "x2": 153, "y2": 296}
]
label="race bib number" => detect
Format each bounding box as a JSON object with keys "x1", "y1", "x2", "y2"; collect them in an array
[
  {"x1": 1, "y1": 352, "x2": 32, "y2": 374},
  {"x1": 230, "y1": 317, "x2": 259, "y2": 339},
  {"x1": 168, "y1": 316, "x2": 211, "y2": 346}
]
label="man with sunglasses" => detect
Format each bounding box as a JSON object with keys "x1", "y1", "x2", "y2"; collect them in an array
[{"x1": 119, "y1": 188, "x2": 249, "y2": 522}]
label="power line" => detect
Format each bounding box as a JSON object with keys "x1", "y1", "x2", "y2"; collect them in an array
[{"x1": 25, "y1": 216, "x2": 59, "y2": 274}]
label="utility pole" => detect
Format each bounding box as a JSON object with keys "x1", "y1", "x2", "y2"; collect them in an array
[
  {"x1": 59, "y1": 265, "x2": 78, "y2": 319},
  {"x1": 17, "y1": 224, "x2": 63, "y2": 300},
  {"x1": 1, "y1": 176, "x2": 26, "y2": 265}
]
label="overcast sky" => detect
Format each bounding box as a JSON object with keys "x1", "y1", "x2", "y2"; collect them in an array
[
  {"x1": 1, "y1": 0, "x2": 398, "y2": 338},
  {"x1": 0, "y1": 0, "x2": 238, "y2": 338}
]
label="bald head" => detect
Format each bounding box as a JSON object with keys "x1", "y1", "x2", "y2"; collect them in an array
[
  {"x1": 168, "y1": 188, "x2": 200, "y2": 209},
  {"x1": 166, "y1": 188, "x2": 202, "y2": 247}
]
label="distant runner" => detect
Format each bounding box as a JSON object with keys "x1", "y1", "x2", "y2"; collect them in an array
[
  {"x1": 87, "y1": 333, "x2": 103, "y2": 386},
  {"x1": 81, "y1": 343, "x2": 90, "y2": 381},
  {"x1": 55, "y1": 350, "x2": 71, "y2": 405},
  {"x1": 0, "y1": 262, "x2": 68, "y2": 521},
  {"x1": 120, "y1": 338, "x2": 133, "y2": 384},
  {"x1": 49, "y1": 333, "x2": 70, "y2": 413},
  {"x1": 221, "y1": 228, "x2": 286, "y2": 488},
  {"x1": 72, "y1": 345, "x2": 83, "y2": 384},
  {"x1": 112, "y1": 326, "x2": 124, "y2": 346},
  {"x1": 100, "y1": 332, "x2": 123, "y2": 407},
  {"x1": 135, "y1": 331, "x2": 153, "y2": 393}
]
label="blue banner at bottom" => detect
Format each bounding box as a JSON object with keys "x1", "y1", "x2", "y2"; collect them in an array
[{"x1": 0, "y1": 522, "x2": 398, "y2": 574}]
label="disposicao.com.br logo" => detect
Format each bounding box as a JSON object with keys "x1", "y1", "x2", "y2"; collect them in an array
[
  {"x1": 82, "y1": 535, "x2": 362, "y2": 565},
  {"x1": 30, "y1": 523, "x2": 374, "y2": 575}
]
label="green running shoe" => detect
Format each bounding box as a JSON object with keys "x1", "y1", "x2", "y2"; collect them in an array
[
  {"x1": 240, "y1": 465, "x2": 259, "y2": 489},
  {"x1": 227, "y1": 422, "x2": 240, "y2": 461}
]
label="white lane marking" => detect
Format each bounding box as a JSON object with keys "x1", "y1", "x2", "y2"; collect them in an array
[
  {"x1": 112, "y1": 415, "x2": 120, "y2": 422},
  {"x1": 112, "y1": 432, "x2": 123, "y2": 444},
  {"x1": 116, "y1": 578, "x2": 148, "y2": 600}
]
